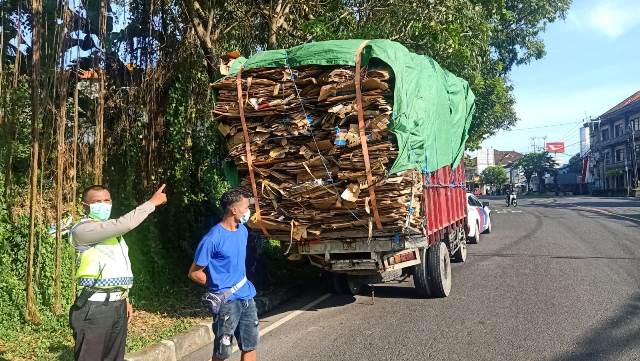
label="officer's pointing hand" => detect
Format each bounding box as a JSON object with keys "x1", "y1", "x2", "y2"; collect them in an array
[{"x1": 149, "y1": 184, "x2": 168, "y2": 207}]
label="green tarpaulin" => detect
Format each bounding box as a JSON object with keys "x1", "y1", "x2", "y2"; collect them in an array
[{"x1": 224, "y1": 39, "x2": 475, "y2": 174}]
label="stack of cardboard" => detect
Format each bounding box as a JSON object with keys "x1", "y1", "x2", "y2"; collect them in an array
[{"x1": 213, "y1": 65, "x2": 422, "y2": 241}]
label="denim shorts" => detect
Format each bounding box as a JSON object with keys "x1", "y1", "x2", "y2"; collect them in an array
[{"x1": 213, "y1": 298, "x2": 259, "y2": 359}]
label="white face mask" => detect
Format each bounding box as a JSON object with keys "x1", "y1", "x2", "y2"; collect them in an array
[
  {"x1": 239, "y1": 209, "x2": 251, "y2": 224},
  {"x1": 88, "y1": 202, "x2": 112, "y2": 221}
]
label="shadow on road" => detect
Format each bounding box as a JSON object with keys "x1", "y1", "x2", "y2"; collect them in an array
[
  {"x1": 536, "y1": 202, "x2": 640, "y2": 224},
  {"x1": 362, "y1": 282, "x2": 425, "y2": 300},
  {"x1": 550, "y1": 292, "x2": 640, "y2": 361}
]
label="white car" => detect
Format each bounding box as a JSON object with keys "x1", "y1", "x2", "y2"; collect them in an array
[{"x1": 466, "y1": 193, "x2": 492, "y2": 244}]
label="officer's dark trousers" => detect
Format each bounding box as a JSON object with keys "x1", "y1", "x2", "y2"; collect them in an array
[{"x1": 69, "y1": 299, "x2": 128, "y2": 361}]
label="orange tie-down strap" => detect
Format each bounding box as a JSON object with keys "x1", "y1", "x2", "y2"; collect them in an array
[
  {"x1": 355, "y1": 40, "x2": 383, "y2": 230},
  {"x1": 236, "y1": 68, "x2": 270, "y2": 236}
]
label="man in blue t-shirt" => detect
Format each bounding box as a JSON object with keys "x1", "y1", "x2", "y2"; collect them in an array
[{"x1": 188, "y1": 189, "x2": 259, "y2": 361}]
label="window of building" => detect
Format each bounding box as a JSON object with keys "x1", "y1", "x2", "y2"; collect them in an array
[
  {"x1": 614, "y1": 123, "x2": 624, "y2": 138},
  {"x1": 631, "y1": 117, "x2": 640, "y2": 132},
  {"x1": 615, "y1": 148, "x2": 624, "y2": 163},
  {"x1": 604, "y1": 150, "x2": 611, "y2": 164},
  {"x1": 601, "y1": 128, "x2": 610, "y2": 141}
]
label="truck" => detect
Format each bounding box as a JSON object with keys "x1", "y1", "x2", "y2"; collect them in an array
[
  {"x1": 214, "y1": 39, "x2": 475, "y2": 298},
  {"x1": 301, "y1": 163, "x2": 468, "y2": 298}
]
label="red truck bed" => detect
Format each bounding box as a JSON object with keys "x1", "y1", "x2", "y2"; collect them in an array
[{"x1": 423, "y1": 162, "x2": 467, "y2": 244}]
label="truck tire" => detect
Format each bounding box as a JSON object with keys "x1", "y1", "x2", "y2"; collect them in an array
[
  {"x1": 346, "y1": 276, "x2": 364, "y2": 295},
  {"x1": 453, "y1": 238, "x2": 467, "y2": 263},
  {"x1": 412, "y1": 247, "x2": 431, "y2": 297},
  {"x1": 427, "y1": 241, "x2": 452, "y2": 297},
  {"x1": 331, "y1": 273, "x2": 351, "y2": 295}
]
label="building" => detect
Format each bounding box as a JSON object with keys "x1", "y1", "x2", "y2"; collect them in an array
[
  {"x1": 587, "y1": 90, "x2": 640, "y2": 194},
  {"x1": 494, "y1": 150, "x2": 525, "y2": 187},
  {"x1": 466, "y1": 149, "x2": 524, "y2": 194}
]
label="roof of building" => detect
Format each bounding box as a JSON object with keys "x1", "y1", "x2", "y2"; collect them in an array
[
  {"x1": 494, "y1": 150, "x2": 523, "y2": 167},
  {"x1": 600, "y1": 90, "x2": 640, "y2": 118}
]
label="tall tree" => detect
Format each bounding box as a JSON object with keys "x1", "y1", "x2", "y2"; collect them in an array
[
  {"x1": 567, "y1": 153, "x2": 582, "y2": 174},
  {"x1": 480, "y1": 165, "x2": 509, "y2": 189},
  {"x1": 26, "y1": 0, "x2": 43, "y2": 324},
  {"x1": 515, "y1": 152, "x2": 558, "y2": 192}
]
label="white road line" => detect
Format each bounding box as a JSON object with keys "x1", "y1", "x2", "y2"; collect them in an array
[{"x1": 231, "y1": 293, "x2": 333, "y2": 354}]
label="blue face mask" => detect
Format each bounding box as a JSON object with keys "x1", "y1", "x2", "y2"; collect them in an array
[{"x1": 88, "y1": 202, "x2": 112, "y2": 221}]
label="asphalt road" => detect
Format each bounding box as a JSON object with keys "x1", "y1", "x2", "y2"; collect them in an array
[{"x1": 188, "y1": 196, "x2": 640, "y2": 361}]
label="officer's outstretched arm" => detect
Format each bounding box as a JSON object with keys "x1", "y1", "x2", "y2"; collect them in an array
[{"x1": 72, "y1": 185, "x2": 168, "y2": 246}]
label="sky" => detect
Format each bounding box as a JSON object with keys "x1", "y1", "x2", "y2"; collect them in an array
[{"x1": 481, "y1": 0, "x2": 640, "y2": 165}]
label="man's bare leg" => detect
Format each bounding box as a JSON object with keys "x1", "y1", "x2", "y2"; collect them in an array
[
  {"x1": 241, "y1": 350, "x2": 257, "y2": 361},
  {"x1": 212, "y1": 350, "x2": 256, "y2": 361}
]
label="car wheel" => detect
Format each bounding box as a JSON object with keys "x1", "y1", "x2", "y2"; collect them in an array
[
  {"x1": 469, "y1": 222, "x2": 480, "y2": 244},
  {"x1": 483, "y1": 219, "x2": 492, "y2": 234}
]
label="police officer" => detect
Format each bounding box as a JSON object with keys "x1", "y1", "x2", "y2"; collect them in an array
[{"x1": 69, "y1": 184, "x2": 168, "y2": 361}]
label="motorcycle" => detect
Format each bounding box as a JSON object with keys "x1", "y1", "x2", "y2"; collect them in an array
[{"x1": 506, "y1": 195, "x2": 517, "y2": 207}]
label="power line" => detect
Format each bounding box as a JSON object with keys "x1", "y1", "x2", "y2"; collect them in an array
[{"x1": 507, "y1": 121, "x2": 579, "y2": 131}]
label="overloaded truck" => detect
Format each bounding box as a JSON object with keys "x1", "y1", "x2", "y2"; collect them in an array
[{"x1": 213, "y1": 39, "x2": 475, "y2": 298}]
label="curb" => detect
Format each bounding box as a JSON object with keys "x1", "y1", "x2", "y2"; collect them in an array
[{"x1": 124, "y1": 285, "x2": 303, "y2": 361}]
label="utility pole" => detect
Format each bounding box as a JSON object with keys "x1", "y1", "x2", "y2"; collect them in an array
[
  {"x1": 629, "y1": 122, "x2": 638, "y2": 194},
  {"x1": 625, "y1": 157, "x2": 630, "y2": 197}
]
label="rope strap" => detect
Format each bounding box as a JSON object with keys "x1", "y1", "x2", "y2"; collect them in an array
[
  {"x1": 355, "y1": 40, "x2": 383, "y2": 230},
  {"x1": 236, "y1": 68, "x2": 270, "y2": 236}
]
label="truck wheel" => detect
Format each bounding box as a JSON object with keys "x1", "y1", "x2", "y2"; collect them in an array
[
  {"x1": 453, "y1": 238, "x2": 467, "y2": 263},
  {"x1": 427, "y1": 241, "x2": 452, "y2": 297},
  {"x1": 346, "y1": 276, "x2": 364, "y2": 295},
  {"x1": 412, "y1": 247, "x2": 431, "y2": 297},
  {"x1": 469, "y1": 223, "x2": 480, "y2": 244},
  {"x1": 331, "y1": 273, "x2": 351, "y2": 295}
]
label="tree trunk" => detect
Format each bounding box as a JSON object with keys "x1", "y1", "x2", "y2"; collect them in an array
[
  {"x1": 26, "y1": 0, "x2": 43, "y2": 325},
  {"x1": 94, "y1": 0, "x2": 107, "y2": 184},
  {"x1": 71, "y1": 82, "x2": 79, "y2": 295},
  {"x1": 72, "y1": 83, "x2": 79, "y2": 215},
  {"x1": 12, "y1": 4, "x2": 22, "y2": 89},
  {"x1": 182, "y1": 0, "x2": 219, "y2": 81},
  {"x1": 53, "y1": 72, "x2": 68, "y2": 315},
  {"x1": 0, "y1": 4, "x2": 5, "y2": 124},
  {"x1": 2, "y1": 122, "x2": 16, "y2": 199},
  {"x1": 51, "y1": 0, "x2": 71, "y2": 315}
]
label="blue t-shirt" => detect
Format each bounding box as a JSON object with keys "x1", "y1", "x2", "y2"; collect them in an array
[{"x1": 193, "y1": 223, "x2": 256, "y2": 301}]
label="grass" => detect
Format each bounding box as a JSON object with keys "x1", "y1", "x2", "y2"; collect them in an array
[{"x1": 0, "y1": 286, "x2": 209, "y2": 360}]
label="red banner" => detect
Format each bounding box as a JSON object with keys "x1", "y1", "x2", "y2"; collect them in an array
[{"x1": 545, "y1": 142, "x2": 565, "y2": 153}]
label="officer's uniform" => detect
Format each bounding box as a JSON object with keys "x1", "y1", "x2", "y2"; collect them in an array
[{"x1": 70, "y1": 201, "x2": 155, "y2": 361}]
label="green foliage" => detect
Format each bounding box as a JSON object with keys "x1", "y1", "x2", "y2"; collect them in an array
[
  {"x1": 515, "y1": 152, "x2": 558, "y2": 191},
  {"x1": 480, "y1": 165, "x2": 509, "y2": 187},
  {"x1": 568, "y1": 153, "x2": 583, "y2": 174}
]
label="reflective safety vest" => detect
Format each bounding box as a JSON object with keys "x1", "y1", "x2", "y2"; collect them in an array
[{"x1": 73, "y1": 219, "x2": 134, "y2": 290}]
